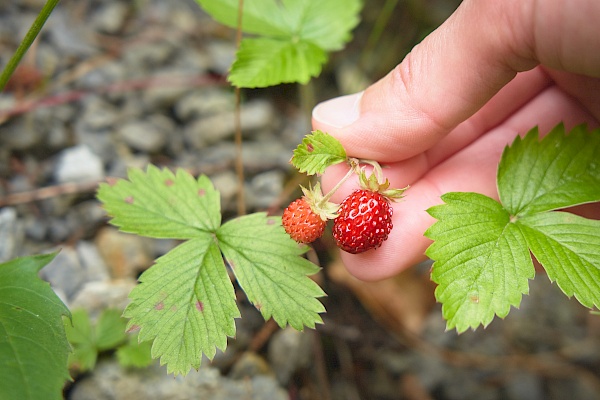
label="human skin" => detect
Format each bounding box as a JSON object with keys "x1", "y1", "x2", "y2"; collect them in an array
[{"x1": 312, "y1": 0, "x2": 600, "y2": 281}]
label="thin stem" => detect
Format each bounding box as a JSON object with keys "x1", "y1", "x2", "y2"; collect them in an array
[
  {"x1": 319, "y1": 158, "x2": 360, "y2": 206},
  {"x1": 233, "y1": 0, "x2": 246, "y2": 216},
  {"x1": 358, "y1": 158, "x2": 385, "y2": 183},
  {"x1": 0, "y1": 0, "x2": 60, "y2": 91}
]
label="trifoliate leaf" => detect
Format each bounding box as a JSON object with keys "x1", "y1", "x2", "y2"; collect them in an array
[
  {"x1": 124, "y1": 236, "x2": 239, "y2": 376},
  {"x1": 195, "y1": 0, "x2": 361, "y2": 51},
  {"x1": 291, "y1": 130, "x2": 347, "y2": 175},
  {"x1": 228, "y1": 38, "x2": 327, "y2": 88},
  {"x1": 0, "y1": 252, "x2": 71, "y2": 400},
  {"x1": 426, "y1": 193, "x2": 534, "y2": 332},
  {"x1": 116, "y1": 335, "x2": 154, "y2": 368},
  {"x1": 498, "y1": 124, "x2": 600, "y2": 215},
  {"x1": 217, "y1": 213, "x2": 326, "y2": 330},
  {"x1": 97, "y1": 165, "x2": 221, "y2": 239},
  {"x1": 195, "y1": 0, "x2": 361, "y2": 87},
  {"x1": 518, "y1": 212, "x2": 600, "y2": 309}
]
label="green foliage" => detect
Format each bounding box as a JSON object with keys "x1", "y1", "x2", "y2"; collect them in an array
[
  {"x1": 194, "y1": 0, "x2": 362, "y2": 87},
  {"x1": 0, "y1": 252, "x2": 71, "y2": 400},
  {"x1": 97, "y1": 166, "x2": 325, "y2": 375},
  {"x1": 65, "y1": 308, "x2": 153, "y2": 371},
  {"x1": 426, "y1": 124, "x2": 600, "y2": 332},
  {"x1": 291, "y1": 130, "x2": 348, "y2": 175}
]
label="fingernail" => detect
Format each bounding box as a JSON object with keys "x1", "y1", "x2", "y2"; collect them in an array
[{"x1": 312, "y1": 92, "x2": 363, "y2": 129}]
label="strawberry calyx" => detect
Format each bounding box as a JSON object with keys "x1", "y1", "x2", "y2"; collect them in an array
[
  {"x1": 300, "y1": 182, "x2": 340, "y2": 221},
  {"x1": 357, "y1": 165, "x2": 409, "y2": 202}
]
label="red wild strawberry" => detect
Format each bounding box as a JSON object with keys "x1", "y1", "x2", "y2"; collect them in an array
[
  {"x1": 333, "y1": 190, "x2": 394, "y2": 254},
  {"x1": 282, "y1": 198, "x2": 327, "y2": 244}
]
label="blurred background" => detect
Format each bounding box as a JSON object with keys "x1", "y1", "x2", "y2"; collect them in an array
[{"x1": 1, "y1": 0, "x2": 599, "y2": 399}]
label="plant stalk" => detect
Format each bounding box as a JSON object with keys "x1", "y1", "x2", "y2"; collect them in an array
[
  {"x1": 0, "y1": 0, "x2": 60, "y2": 91},
  {"x1": 233, "y1": 0, "x2": 246, "y2": 216}
]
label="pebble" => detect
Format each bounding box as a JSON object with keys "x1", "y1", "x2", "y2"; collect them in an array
[
  {"x1": 92, "y1": 2, "x2": 130, "y2": 34},
  {"x1": 70, "y1": 279, "x2": 136, "y2": 318},
  {"x1": 53, "y1": 145, "x2": 105, "y2": 183},
  {"x1": 69, "y1": 360, "x2": 288, "y2": 400},
  {"x1": 117, "y1": 115, "x2": 172, "y2": 153},
  {"x1": 94, "y1": 227, "x2": 155, "y2": 279},
  {"x1": 0, "y1": 207, "x2": 23, "y2": 262},
  {"x1": 268, "y1": 327, "x2": 313, "y2": 385}
]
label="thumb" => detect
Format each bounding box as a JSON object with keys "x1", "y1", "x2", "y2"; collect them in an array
[{"x1": 312, "y1": 0, "x2": 538, "y2": 162}]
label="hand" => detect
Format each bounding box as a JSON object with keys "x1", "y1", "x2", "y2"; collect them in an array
[{"x1": 312, "y1": 0, "x2": 600, "y2": 281}]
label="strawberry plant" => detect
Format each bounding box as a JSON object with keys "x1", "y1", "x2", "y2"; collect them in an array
[{"x1": 426, "y1": 124, "x2": 600, "y2": 332}]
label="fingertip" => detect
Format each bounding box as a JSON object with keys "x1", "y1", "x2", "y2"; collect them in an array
[{"x1": 312, "y1": 92, "x2": 363, "y2": 130}]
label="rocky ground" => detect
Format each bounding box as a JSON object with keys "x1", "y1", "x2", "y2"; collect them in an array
[{"x1": 1, "y1": 0, "x2": 600, "y2": 399}]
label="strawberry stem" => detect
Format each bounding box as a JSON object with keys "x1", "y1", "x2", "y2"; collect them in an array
[
  {"x1": 318, "y1": 158, "x2": 360, "y2": 206},
  {"x1": 358, "y1": 159, "x2": 385, "y2": 183}
]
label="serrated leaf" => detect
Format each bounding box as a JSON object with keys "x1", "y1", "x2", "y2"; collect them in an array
[
  {"x1": 0, "y1": 252, "x2": 71, "y2": 400},
  {"x1": 97, "y1": 165, "x2": 221, "y2": 239},
  {"x1": 124, "y1": 236, "x2": 239, "y2": 376},
  {"x1": 518, "y1": 212, "x2": 600, "y2": 308},
  {"x1": 195, "y1": 0, "x2": 361, "y2": 51},
  {"x1": 217, "y1": 213, "x2": 326, "y2": 330},
  {"x1": 426, "y1": 193, "x2": 534, "y2": 332},
  {"x1": 116, "y1": 335, "x2": 154, "y2": 368},
  {"x1": 95, "y1": 309, "x2": 127, "y2": 351},
  {"x1": 228, "y1": 38, "x2": 327, "y2": 88},
  {"x1": 291, "y1": 130, "x2": 347, "y2": 175},
  {"x1": 498, "y1": 124, "x2": 600, "y2": 215}
]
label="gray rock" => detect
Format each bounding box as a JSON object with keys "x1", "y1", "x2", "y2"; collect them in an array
[
  {"x1": 206, "y1": 40, "x2": 236, "y2": 75},
  {"x1": 46, "y1": 9, "x2": 97, "y2": 57},
  {"x1": 53, "y1": 145, "x2": 105, "y2": 183},
  {"x1": 174, "y1": 89, "x2": 234, "y2": 121},
  {"x1": 118, "y1": 115, "x2": 172, "y2": 153},
  {"x1": 210, "y1": 170, "x2": 239, "y2": 211},
  {"x1": 79, "y1": 97, "x2": 120, "y2": 131},
  {"x1": 92, "y1": 2, "x2": 130, "y2": 34},
  {"x1": 0, "y1": 119, "x2": 41, "y2": 150},
  {"x1": 247, "y1": 170, "x2": 285, "y2": 210},
  {"x1": 184, "y1": 100, "x2": 275, "y2": 149},
  {"x1": 0, "y1": 207, "x2": 23, "y2": 262},
  {"x1": 76, "y1": 241, "x2": 110, "y2": 283},
  {"x1": 268, "y1": 327, "x2": 312, "y2": 385},
  {"x1": 69, "y1": 360, "x2": 288, "y2": 400},
  {"x1": 70, "y1": 279, "x2": 136, "y2": 318},
  {"x1": 40, "y1": 247, "x2": 86, "y2": 300}
]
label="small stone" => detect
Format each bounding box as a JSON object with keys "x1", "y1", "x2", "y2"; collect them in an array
[
  {"x1": 184, "y1": 100, "x2": 275, "y2": 149},
  {"x1": 95, "y1": 227, "x2": 154, "y2": 279},
  {"x1": 247, "y1": 170, "x2": 285, "y2": 210},
  {"x1": 70, "y1": 279, "x2": 136, "y2": 318},
  {"x1": 0, "y1": 207, "x2": 24, "y2": 262},
  {"x1": 229, "y1": 352, "x2": 273, "y2": 380},
  {"x1": 117, "y1": 115, "x2": 172, "y2": 153},
  {"x1": 92, "y1": 2, "x2": 130, "y2": 34},
  {"x1": 39, "y1": 247, "x2": 86, "y2": 301},
  {"x1": 53, "y1": 145, "x2": 105, "y2": 183},
  {"x1": 267, "y1": 327, "x2": 313, "y2": 385},
  {"x1": 174, "y1": 89, "x2": 233, "y2": 121}
]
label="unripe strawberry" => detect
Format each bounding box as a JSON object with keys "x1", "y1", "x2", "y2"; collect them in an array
[
  {"x1": 332, "y1": 190, "x2": 394, "y2": 254},
  {"x1": 282, "y1": 197, "x2": 327, "y2": 244}
]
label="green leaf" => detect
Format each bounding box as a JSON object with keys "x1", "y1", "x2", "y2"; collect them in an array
[
  {"x1": 291, "y1": 130, "x2": 347, "y2": 175},
  {"x1": 195, "y1": 0, "x2": 361, "y2": 51},
  {"x1": 228, "y1": 38, "x2": 327, "y2": 88},
  {"x1": 426, "y1": 193, "x2": 534, "y2": 332},
  {"x1": 116, "y1": 335, "x2": 154, "y2": 368},
  {"x1": 0, "y1": 252, "x2": 71, "y2": 400},
  {"x1": 194, "y1": 0, "x2": 292, "y2": 37},
  {"x1": 498, "y1": 124, "x2": 600, "y2": 215},
  {"x1": 218, "y1": 213, "x2": 326, "y2": 330},
  {"x1": 195, "y1": 0, "x2": 361, "y2": 87},
  {"x1": 518, "y1": 212, "x2": 600, "y2": 309},
  {"x1": 97, "y1": 165, "x2": 221, "y2": 239},
  {"x1": 95, "y1": 309, "x2": 127, "y2": 351},
  {"x1": 64, "y1": 309, "x2": 97, "y2": 371},
  {"x1": 124, "y1": 236, "x2": 239, "y2": 376}
]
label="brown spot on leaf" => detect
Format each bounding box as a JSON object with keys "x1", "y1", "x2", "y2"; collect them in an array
[
  {"x1": 469, "y1": 295, "x2": 479, "y2": 304},
  {"x1": 165, "y1": 179, "x2": 174, "y2": 187},
  {"x1": 267, "y1": 218, "x2": 275, "y2": 225},
  {"x1": 307, "y1": 143, "x2": 314, "y2": 152},
  {"x1": 124, "y1": 196, "x2": 134, "y2": 204},
  {"x1": 155, "y1": 302, "x2": 164, "y2": 310},
  {"x1": 170, "y1": 305, "x2": 177, "y2": 312},
  {"x1": 198, "y1": 188, "x2": 206, "y2": 196},
  {"x1": 127, "y1": 324, "x2": 141, "y2": 333},
  {"x1": 106, "y1": 177, "x2": 120, "y2": 186},
  {"x1": 255, "y1": 303, "x2": 262, "y2": 311},
  {"x1": 196, "y1": 301, "x2": 204, "y2": 312}
]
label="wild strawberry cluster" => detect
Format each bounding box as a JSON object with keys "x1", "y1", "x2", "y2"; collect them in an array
[{"x1": 283, "y1": 154, "x2": 408, "y2": 254}]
